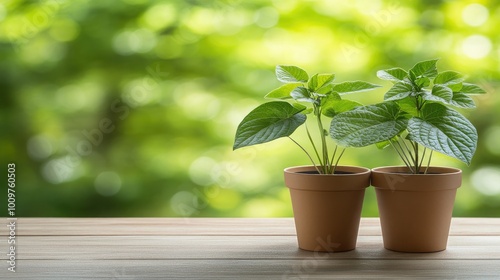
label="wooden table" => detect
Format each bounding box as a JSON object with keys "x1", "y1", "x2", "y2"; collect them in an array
[{"x1": 1, "y1": 218, "x2": 499, "y2": 279}]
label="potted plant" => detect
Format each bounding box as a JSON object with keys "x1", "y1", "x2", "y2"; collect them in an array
[
  {"x1": 233, "y1": 65, "x2": 380, "y2": 252},
  {"x1": 330, "y1": 59, "x2": 486, "y2": 252}
]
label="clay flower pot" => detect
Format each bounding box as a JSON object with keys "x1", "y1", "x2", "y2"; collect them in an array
[
  {"x1": 284, "y1": 165, "x2": 370, "y2": 252},
  {"x1": 371, "y1": 166, "x2": 462, "y2": 253}
]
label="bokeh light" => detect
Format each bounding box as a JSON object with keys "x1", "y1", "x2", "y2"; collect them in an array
[
  {"x1": 471, "y1": 167, "x2": 500, "y2": 196},
  {"x1": 462, "y1": 3, "x2": 489, "y2": 27},
  {"x1": 0, "y1": 0, "x2": 498, "y2": 217}
]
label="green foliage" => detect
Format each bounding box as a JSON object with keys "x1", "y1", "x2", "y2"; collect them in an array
[
  {"x1": 264, "y1": 83, "x2": 301, "y2": 99},
  {"x1": 330, "y1": 59, "x2": 485, "y2": 173},
  {"x1": 408, "y1": 59, "x2": 439, "y2": 81},
  {"x1": 329, "y1": 102, "x2": 407, "y2": 147},
  {"x1": 434, "y1": 71, "x2": 464, "y2": 92},
  {"x1": 377, "y1": 68, "x2": 409, "y2": 82},
  {"x1": 275, "y1": 65, "x2": 309, "y2": 83},
  {"x1": 331, "y1": 81, "x2": 381, "y2": 95},
  {"x1": 322, "y1": 98, "x2": 362, "y2": 118},
  {"x1": 407, "y1": 103, "x2": 477, "y2": 165},
  {"x1": 233, "y1": 102, "x2": 306, "y2": 150},
  {"x1": 461, "y1": 83, "x2": 487, "y2": 94},
  {"x1": 234, "y1": 65, "x2": 380, "y2": 174},
  {"x1": 308, "y1": 74, "x2": 335, "y2": 91},
  {"x1": 1, "y1": 0, "x2": 497, "y2": 217},
  {"x1": 384, "y1": 82, "x2": 415, "y2": 101}
]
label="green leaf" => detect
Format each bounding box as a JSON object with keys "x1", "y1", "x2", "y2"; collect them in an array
[
  {"x1": 330, "y1": 102, "x2": 407, "y2": 147},
  {"x1": 275, "y1": 65, "x2": 309, "y2": 83},
  {"x1": 409, "y1": 59, "x2": 439, "y2": 80},
  {"x1": 308, "y1": 73, "x2": 335, "y2": 91},
  {"x1": 316, "y1": 84, "x2": 333, "y2": 95},
  {"x1": 377, "y1": 68, "x2": 408, "y2": 83},
  {"x1": 264, "y1": 83, "x2": 301, "y2": 99},
  {"x1": 434, "y1": 71, "x2": 464, "y2": 92},
  {"x1": 301, "y1": 108, "x2": 314, "y2": 114},
  {"x1": 423, "y1": 84, "x2": 453, "y2": 103},
  {"x1": 384, "y1": 81, "x2": 415, "y2": 101},
  {"x1": 449, "y1": 92, "x2": 476, "y2": 109},
  {"x1": 233, "y1": 102, "x2": 307, "y2": 150},
  {"x1": 322, "y1": 99, "x2": 362, "y2": 118},
  {"x1": 396, "y1": 97, "x2": 418, "y2": 117},
  {"x1": 460, "y1": 83, "x2": 486, "y2": 94},
  {"x1": 375, "y1": 140, "x2": 391, "y2": 149},
  {"x1": 449, "y1": 83, "x2": 463, "y2": 92},
  {"x1": 407, "y1": 103, "x2": 477, "y2": 165},
  {"x1": 292, "y1": 103, "x2": 307, "y2": 111},
  {"x1": 415, "y1": 76, "x2": 430, "y2": 88},
  {"x1": 290, "y1": 86, "x2": 315, "y2": 103},
  {"x1": 331, "y1": 81, "x2": 381, "y2": 95},
  {"x1": 320, "y1": 91, "x2": 341, "y2": 105}
]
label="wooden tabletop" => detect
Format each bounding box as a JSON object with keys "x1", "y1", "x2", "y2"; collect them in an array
[{"x1": 1, "y1": 218, "x2": 499, "y2": 279}]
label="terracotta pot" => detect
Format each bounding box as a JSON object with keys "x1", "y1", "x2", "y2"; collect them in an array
[
  {"x1": 371, "y1": 166, "x2": 462, "y2": 253},
  {"x1": 284, "y1": 165, "x2": 370, "y2": 252}
]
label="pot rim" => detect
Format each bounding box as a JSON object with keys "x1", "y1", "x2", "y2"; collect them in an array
[
  {"x1": 284, "y1": 165, "x2": 371, "y2": 191},
  {"x1": 371, "y1": 166, "x2": 462, "y2": 191},
  {"x1": 372, "y1": 166, "x2": 462, "y2": 176},
  {"x1": 284, "y1": 165, "x2": 371, "y2": 176}
]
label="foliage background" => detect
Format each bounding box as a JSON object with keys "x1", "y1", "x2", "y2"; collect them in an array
[{"x1": 1, "y1": 0, "x2": 499, "y2": 217}]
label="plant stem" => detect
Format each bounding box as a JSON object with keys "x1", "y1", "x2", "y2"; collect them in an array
[
  {"x1": 390, "y1": 141, "x2": 414, "y2": 173},
  {"x1": 413, "y1": 96, "x2": 423, "y2": 173},
  {"x1": 414, "y1": 142, "x2": 419, "y2": 174},
  {"x1": 400, "y1": 138, "x2": 416, "y2": 168},
  {"x1": 329, "y1": 145, "x2": 338, "y2": 174},
  {"x1": 332, "y1": 148, "x2": 346, "y2": 174},
  {"x1": 395, "y1": 140, "x2": 414, "y2": 173},
  {"x1": 305, "y1": 123, "x2": 323, "y2": 168},
  {"x1": 288, "y1": 136, "x2": 321, "y2": 174},
  {"x1": 419, "y1": 147, "x2": 427, "y2": 171},
  {"x1": 315, "y1": 105, "x2": 329, "y2": 174},
  {"x1": 424, "y1": 150, "x2": 433, "y2": 174}
]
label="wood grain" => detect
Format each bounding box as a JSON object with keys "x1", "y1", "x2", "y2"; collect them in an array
[
  {"x1": 5, "y1": 218, "x2": 500, "y2": 236},
  {"x1": 3, "y1": 235, "x2": 500, "y2": 260},
  {"x1": 1, "y1": 218, "x2": 499, "y2": 279},
  {"x1": 3, "y1": 260, "x2": 500, "y2": 279}
]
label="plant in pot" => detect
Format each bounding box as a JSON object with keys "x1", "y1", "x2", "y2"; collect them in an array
[
  {"x1": 330, "y1": 59, "x2": 486, "y2": 252},
  {"x1": 233, "y1": 65, "x2": 380, "y2": 252}
]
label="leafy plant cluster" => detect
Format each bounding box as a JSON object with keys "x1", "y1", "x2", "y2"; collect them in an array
[
  {"x1": 233, "y1": 65, "x2": 380, "y2": 174},
  {"x1": 234, "y1": 60, "x2": 485, "y2": 174},
  {"x1": 330, "y1": 59, "x2": 485, "y2": 174}
]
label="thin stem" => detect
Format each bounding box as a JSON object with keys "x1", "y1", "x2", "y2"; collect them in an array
[
  {"x1": 414, "y1": 95, "x2": 423, "y2": 173},
  {"x1": 395, "y1": 140, "x2": 414, "y2": 173},
  {"x1": 288, "y1": 136, "x2": 321, "y2": 174},
  {"x1": 315, "y1": 106, "x2": 329, "y2": 174},
  {"x1": 390, "y1": 141, "x2": 414, "y2": 173},
  {"x1": 414, "y1": 142, "x2": 419, "y2": 173},
  {"x1": 305, "y1": 123, "x2": 323, "y2": 167},
  {"x1": 398, "y1": 139, "x2": 415, "y2": 168},
  {"x1": 419, "y1": 147, "x2": 427, "y2": 171},
  {"x1": 329, "y1": 145, "x2": 338, "y2": 174},
  {"x1": 424, "y1": 150, "x2": 433, "y2": 174},
  {"x1": 332, "y1": 148, "x2": 346, "y2": 174}
]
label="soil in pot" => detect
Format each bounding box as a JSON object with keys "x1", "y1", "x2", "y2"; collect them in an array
[{"x1": 284, "y1": 166, "x2": 370, "y2": 252}]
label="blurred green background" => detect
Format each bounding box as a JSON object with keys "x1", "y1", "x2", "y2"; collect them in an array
[{"x1": 1, "y1": 0, "x2": 499, "y2": 217}]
